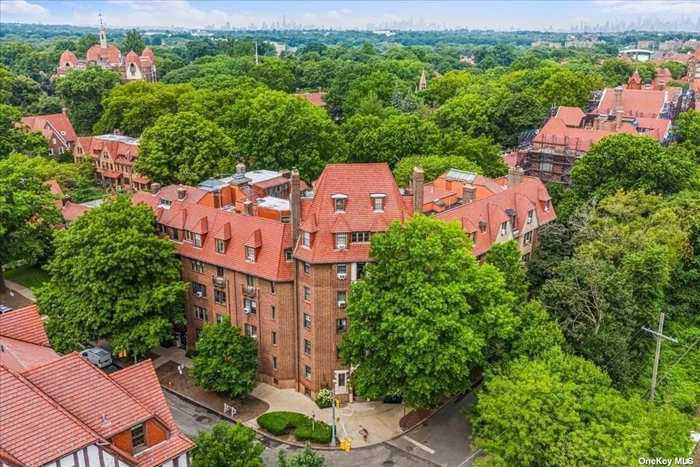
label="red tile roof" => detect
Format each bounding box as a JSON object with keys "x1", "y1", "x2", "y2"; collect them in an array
[
  {"x1": 299, "y1": 92, "x2": 326, "y2": 107},
  {"x1": 133, "y1": 192, "x2": 294, "y2": 281},
  {"x1": 0, "y1": 336, "x2": 60, "y2": 372},
  {"x1": 59, "y1": 50, "x2": 78, "y2": 67},
  {"x1": 21, "y1": 112, "x2": 77, "y2": 145},
  {"x1": 555, "y1": 106, "x2": 586, "y2": 127},
  {"x1": 62, "y1": 201, "x2": 90, "y2": 222},
  {"x1": 86, "y1": 44, "x2": 122, "y2": 64},
  {"x1": 595, "y1": 87, "x2": 680, "y2": 118},
  {"x1": 0, "y1": 367, "x2": 97, "y2": 466},
  {"x1": 534, "y1": 117, "x2": 638, "y2": 152},
  {"x1": 125, "y1": 50, "x2": 140, "y2": 64},
  {"x1": 77, "y1": 136, "x2": 139, "y2": 163},
  {"x1": 423, "y1": 185, "x2": 456, "y2": 202},
  {"x1": 436, "y1": 177, "x2": 557, "y2": 256},
  {"x1": 295, "y1": 163, "x2": 411, "y2": 264},
  {"x1": 0, "y1": 305, "x2": 50, "y2": 347},
  {"x1": 21, "y1": 353, "x2": 153, "y2": 438}
]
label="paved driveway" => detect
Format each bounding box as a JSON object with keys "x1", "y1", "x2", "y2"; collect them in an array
[{"x1": 164, "y1": 391, "x2": 222, "y2": 439}]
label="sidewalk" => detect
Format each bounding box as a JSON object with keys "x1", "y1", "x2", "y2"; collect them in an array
[
  {"x1": 151, "y1": 346, "x2": 194, "y2": 369},
  {"x1": 4, "y1": 280, "x2": 36, "y2": 302}
]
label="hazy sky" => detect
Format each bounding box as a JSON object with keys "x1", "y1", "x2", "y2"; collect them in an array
[{"x1": 1, "y1": 0, "x2": 699, "y2": 30}]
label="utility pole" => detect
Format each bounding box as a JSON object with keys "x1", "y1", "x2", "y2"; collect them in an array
[
  {"x1": 255, "y1": 41, "x2": 259, "y2": 65},
  {"x1": 330, "y1": 388, "x2": 337, "y2": 447},
  {"x1": 642, "y1": 313, "x2": 677, "y2": 402}
]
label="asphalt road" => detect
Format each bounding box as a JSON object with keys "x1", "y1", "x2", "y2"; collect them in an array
[{"x1": 164, "y1": 391, "x2": 223, "y2": 439}]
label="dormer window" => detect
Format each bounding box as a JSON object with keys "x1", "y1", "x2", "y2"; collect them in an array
[
  {"x1": 246, "y1": 246, "x2": 256, "y2": 262},
  {"x1": 335, "y1": 233, "x2": 347, "y2": 250},
  {"x1": 470, "y1": 232, "x2": 476, "y2": 243},
  {"x1": 131, "y1": 424, "x2": 145, "y2": 449},
  {"x1": 285, "y1": 249, "x2": 293, "y2": 261},
  {"x1": 527, "y1": 210, "x2": 534, "y2": 224},
  {"x1": 500, "y1": 222, "x2": 508, "y2": 235},
  {"x1": 371, "y1": 193, "x2": 386, "y2": 211},
  {"x1": 479, "y1": 221, "x2": 487, "y2": 233},
  {"x1": 216, "y1": 239, "x2": 225, "y2": 254},
  {"x1": 544, "y1": 200, "x2": 551, "y2": 212},
  {"x1": 302, "y1": 231, "x2": 311, "y2": 248},
  {"x1": 193, "y1": 233, "x2": 202, "y2": 248},
  {"x1": 185, "y1": 230, "x2": 192, "y2": 242},
  {"x1": 332, "y1": 194, "x2": 347, "y2": 212},
  {"x1": 158, "y1": 198, "x2": 171, "y2": 208}
]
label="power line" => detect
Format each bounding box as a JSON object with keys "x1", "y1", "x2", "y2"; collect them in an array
[{"x1": 650, "y1": 334, "x2": 700, "y2": 393}]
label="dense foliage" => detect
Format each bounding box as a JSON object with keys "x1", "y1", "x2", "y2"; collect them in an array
[
  {"x1": 257, "y1": 412, "x2": 331, "y2": 444},
  {"x1": 192, "y1": 422, "x2": 264, "y2": 467}
]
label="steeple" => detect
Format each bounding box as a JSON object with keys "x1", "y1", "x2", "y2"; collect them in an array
[
  {"x1": 99, "y1": 11, "x2": 107, "y2": 48},
  {"x1": 417, "y1": 70, "x2": 427, "y2": 91}
]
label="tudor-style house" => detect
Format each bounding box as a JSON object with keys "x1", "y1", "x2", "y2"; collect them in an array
[{"x1": 74, "y1": 132, "x2": 150, "y2": 191}]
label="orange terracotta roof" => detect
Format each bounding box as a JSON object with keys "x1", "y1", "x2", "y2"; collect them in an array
[
  {"x1": 555, "y1": 106, "x2": 586, "y2": 127},
  {"x1": 534, "y1": 117, "x2": 637, "y2": 152},
  {"x1": 86, "y1": 43, "x2": 121, "y2": 64},
  {"x1": 141, "y1": 47, "x2": 155, "y2": 62},
  {"x1": 62, "y1": 201, "x2": 90, "y2": 222},
  {"x1": 294, "y1": 163, "x2": 411, "y2": 264},
  {"x1": 254, "y1": 175, "x2": 288, "y2": 190},
  {"x1": 423, "y1": 185, "x2": 456, "y2": 202},
  {"x1": 502, "y1": 152, "x2": 518, "y2": 169},
  {"x1": 0, "y1": 336, "x2": 60, "y2": 372},
  {"x1": 59, "y1": 49, "x2": 78, "y2": 66},
  {"x1": 156, "y1": 185, "x2": 207, "y2": 204},
  {"x1": 0, "y1": 305, "x2": 50, "y2": 347},
  {"x1": 125, "y1": 50, "x2": 140, "y2": 63},
  {"x1": 134, "y1": 433, "x2": 194, "y2": 467},
  {"x1": 436, "y1": 177, "x2": 557, "y2": 256},
  {"x1": 299, "y1": 92, "x2": 326, "y2": 107},
  {"x1": 595, "y1": 87, "x2": 680, "y2": 118},
  {"x1": 77, "y1": 135, "x2": 139, "y2": 163},
  {"x1": 44, "y1": 179, "x2": 64, "y2": 209},
  {"x1": 21, "y1": 112, "x2": 77, "y2": 145}
]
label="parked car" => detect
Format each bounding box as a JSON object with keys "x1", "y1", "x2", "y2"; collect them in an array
[
  {"x1": 0, "y1": 305, "x2": 13, "y2": 314},
  {"x1": 80, "y1": 348, "x2": 112, "y2": 368}
]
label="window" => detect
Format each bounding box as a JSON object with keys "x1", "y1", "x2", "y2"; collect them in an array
[
  {"x1": 195, "y1": 328, "x2": 202, "y2": 341},
  {"x1": 372, "y1": 195, "x2": 385, "y2": 211},
  {"x1": 185, "y1": 230, "x2": 192, "y2": 242},
  {"x1": 216, "y1": 314, "x2": 224, "y2": 324},
  {"x1": 500, "y1": 222, "x2": 508, "y2": 235},
  {"x1": 338, "y1": 372, "x2": 346, "y2": 388},
  {"x1": 304, "y1": 313, "x2": 311, "y2": 329},
  {"x1": 304, "y1": 286, "x2": 311, "y2": 302},
  {"x1": 171, "y1": 229, "x2": 179, "y2": 241},
  {"x1": 244, "y1": 324, "x2": 257, "y2": 337},
  {"x1": 356, "y1": 262, "x2": 366, "y2": 278},
  {"x1": 271, "y1": 306, "x2": 276, "y2": 320},
  {"x1": 304, "y1": 339, "x2": 311, "y2": 354},
  {"x1": 243, "y1": 299, "x2": 257, "y2": 314},
  {"x1": 336, "y1": 318, "x2": 348, "y2": 334},
  {"x1": 539, "y1": 161, "x2": 553, "y2": 173},
  {"x1": 216, "y1": 265, "x2": 224, "y2": 277},
  {"x1": 193, "y1": 233, "x2": 202, "y2": 248},
  {"x1": 470, "y1": 232, "x2": 477, "y2": 243},
  {"x1": 334, "y1": 198, "x2": 345, "y2": 212},
  {"x1": 214, "y1": 289, "x2": 226, "y2": 305},
  {"x1": 337, "y1": 264, "x2": 347, "y2": 278},
  {"x1": 158, "y1": 198, "x2": 171, "y2": 207},
  {"x1": 337, "y1": 291, "x2": 347, "y2": 304},
  {"x1": 281, "y1": 215, "x2": 290, "y2": 224},
  {"x1": 336, "y1": 233, "x2": 347, "y2": 249},
  {"x1": 544, "y1": 200, "x2": 551, "y2": 212},
  {"x1": 131, "y1": 424, "x2": 145, "y2": 448},
  {"x1": 303, "y1": 262, "x2": 311, "y2": 275},
  {"x1": 246, "y1": 275, "x2": 254, "y2": 287},
  {"x1": 160, "y1": 224, "x2": 168, "y2": 235},
  {"x1": 305, "y1": 365, "x2": 312, "y2": 380},
  {"x1": 302, "y1": 231, "x2": 311, "y2": 248},
  {"x1": 273, "y1": 356, "x2": 278, "y2": 370},
  {"x1": 527, "y1": 210, "x2": 534, "y2": 224},
  {"x1": 272, "y1": 331, "x2": 277, "y2": 345},
  {"x1": 59, "y1": 147, "x2": 65, "y2": 155},
  {"x1": 192, "y1": 282, "x2": 207, "y2": 297},
  {"x1": 285, "y1": 249, "x2": 293, "y2": 261},
  {"x1": 246, "y1": 246, "x2": 255, "y2": 262},
  {"x1": 216, "y1": 239, "x2": 225, "y2": 254},
  {"x1": 194, "y1": 306, "x2": 208, "y2": 321},
  {"x1": 522, "y1": 253, "x2": 531, "y2": 262},
  {"x1": 336, "y1": 347, "x2": 342, "y2": 359},
  {"x1": 190, "y1": 259, "x2": 204, "y2": 273},
  {"x1": 351, "y1": 232, "x2": 371, "y2": 243},
  {"x1": 524, "y1": 231, "x2": 533, "y2": 245},
  {"x1": 270, "y1": 281, "x2": 276, "y2": 294}
]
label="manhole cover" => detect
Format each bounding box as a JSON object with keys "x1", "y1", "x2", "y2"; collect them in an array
[
  {"x1": 405, "y1": 446, "x2": 414, "y2": 452},
  {"x1": 195, "y1": 415, "x2": 211, "y2": 423}
]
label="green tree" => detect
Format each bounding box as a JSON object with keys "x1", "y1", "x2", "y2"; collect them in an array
[
  {"x1": 24, "y1": 94, "x2": 63, "y2": 115},
  {"x1": 600, "y1": 58, "x2": 634, "y2": 86},
  {"x1": 540, "y1": 69, "x2": 604, "y2": 108},
  {"x1": 122, "y1": 29, "x2": 146, "y2": 55},
  {"x1": 0, "y1": 104, "x2": 48, "y2": 158},
  {"x1": 37, "y1": 194, "x2": 187, "y2": 355},
  {"x1": 190, "y1": 318, "x2": 258, "y2": 397},
  {"x1": 55, "y1": 67, "x2": 122, "y2": 135},
  {"x1": 222, "y1": 90, "x2": 346, "y2": 181},
  {"x1": 392, "y1": 155, "x2": 481, "y2": 186},
  {"x1": 439, "y1": 132, "x2": 506, "y2": 178},
  {"x1": 277, "y1": 444, "x2": 325, "y2": 467},
  {"x1": 354, "y1": 91, "x2": 386, "y2": 117},
  {"x1": 526, "y1": 222, "x2": 575, "y2": 293},
  {"x1": 249, "y1": 59, "x2": 296, "y2": 92},
  {"x1": 570, "y1": 134, "x2": 694, "y2": 203},
  {"x1": 421, "y1": 70, "x2": 471, "y2": 106},
  {"x1": 192, "y1": 422, "x2": 264, "y2": 467},
  {"x1": 489, "y1": 90, "x2": 548, "y2": 148},
  {"x1": 433, "y1": 93, "x2": 493, "y2": 138},
  {"x1": 673, "y1": 109, "x2": 700, "y2": 162},
  {"x1": 136, "y1": 111, "x2": 236, "y2": 185},
  {"x1": 2, "y1": 74, "x2": 43, "y2": 111},
  {"x1": 76, "y1": 33, "x2": 99, "y2": 56},
  {"x1": 0, "y1": 153, "x2": 62, "y2": 291},
  {"x1": 484, "y1": 240, "x2": 528, "y2": 304},
  {"x1": 340, "y1": 215, "x2": 517, "y2": 408},
  {"x1": 401, "y1": 87, "x2": 418, "y2": 112}
]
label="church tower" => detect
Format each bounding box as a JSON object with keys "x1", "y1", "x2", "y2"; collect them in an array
[
  {"x1": 417, "y1": 70, "x2": 427, "y2": 91},
  {"x1": 99, "y1": 12, "x2": 107, "y2": 48}
]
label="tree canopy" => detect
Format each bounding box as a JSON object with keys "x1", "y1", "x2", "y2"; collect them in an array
[{"x1": 192, "y1": 422, "x2": 264, "y2": 467}]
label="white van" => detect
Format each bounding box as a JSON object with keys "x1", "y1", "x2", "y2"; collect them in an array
[{"x1": 80, "y1": 348, "x2": 113, "y2": 368}]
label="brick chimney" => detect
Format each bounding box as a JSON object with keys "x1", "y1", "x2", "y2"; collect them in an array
[
  {"x1": 236, "y1": 163, "x2": 246, "y2": 175},
  {"x1": 113, "y1": 129, "x2": 121, "y2": 136},
  {"x1": 615, "y1": 109, "x2": 624, "y2": 130},
  {"x1": 151, "y1": 182, "x2": 161, "y2": 194},
  {"x1": 61, "y1": 107, "x2": 69, "y2": 116},
  {"x1": 412, "y1": 166, "x2": 424, "y2": 214},
  {"x1": 507, "y1": 167, "x2": 525, "y2": 187},
  {"x1": 290, "y1": 167, "x2": 301, "y2": 245},
  {"x1": 613, "y1": 86, "x2": 623, "y2": 112},
  {"x1": 462, "y1": 185, "x2": 476, "y2": 204},
  {"x1": 243, "y1": 199, "x2": 253, "y2": 216},
  {"x1": 177, "y1": 186, "x2": 187, "y2": 200}
]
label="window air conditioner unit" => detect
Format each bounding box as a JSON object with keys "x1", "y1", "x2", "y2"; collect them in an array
[
  {"x1": 337, "y1": 273, "x2": 347, "y2": 280},
  {"x1": 251, "y1": 334, "x2": 257, "y2": 340},
  {"x1": 338, "y1": 301, "x2": 347, "y2": 308},
  {"x1": 215, "y1": 277, "x2": 225, "y2": 286},
  {"x1": 195, "y1": 291, "x2": 203, "y2": 298},
  {"x1": 338, "y1": 245, "x2": 346, "y2": 250},
  {"x1": 244, "y1": 307, "x2": 251, "y2": 314}
]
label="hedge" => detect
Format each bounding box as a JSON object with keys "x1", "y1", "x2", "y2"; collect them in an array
[{"x1": 257, "y1": 411, "x2": 331, "y2": 444}]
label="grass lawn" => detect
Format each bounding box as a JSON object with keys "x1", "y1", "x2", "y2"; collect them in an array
[{"x1": 5, "y1": 264, "x2": 50, "y2": 290}]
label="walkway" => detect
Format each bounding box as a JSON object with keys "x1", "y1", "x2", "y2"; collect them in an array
[
  {"x1": 4, "y1": 280, "x2": 36, "y2": 302},
  {"x1": 151, "y1": 345, "x2": 194, "y2": 369}
]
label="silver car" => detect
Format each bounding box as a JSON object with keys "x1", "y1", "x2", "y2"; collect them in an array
[{"x1": 80, "y1": 348, "x2": 113, "y2": 368}]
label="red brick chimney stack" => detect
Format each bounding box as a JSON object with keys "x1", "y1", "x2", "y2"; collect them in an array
[{"x1": 412, "y1": 166, "x2": 424, "y2": 214}]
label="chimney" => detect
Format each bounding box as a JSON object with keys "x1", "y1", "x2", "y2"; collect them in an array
[
  {"x1": 177, "y1": 186, "x2": 187, "y2": 200},
  {"x1": 317, "y1": 87, "x2": 322, "y2": 93},
  {"x1": 412, "y1": 166, "x2": 424, "y2": 214},
  {"x1": 613, "y1": 86, "x2": 623, "y2": 112},
  {"x1": 243, "y1": 199, "x2": 253, "y2": 216},
  {"x1": 615, "y1": 109, "x2": 624, "y2": 130},
  {"x1": 507, "y1": 167, "x2": 525, "y2": 187},
  {"x1": 236, "y1": 163, "x2": 246, "y2": 175},
  {"x1": 290, "y1": 167, "x2": 301, "y2": 245},
  {"x1": 61, "y1": 107, "x2": 68, "y2": 116},
  {"x1": 62, "y1": 194, "x2": 71, "y2": 207},
  {"x1": 113, "y1": 129, "x2": 121, "y2": 136},
  {"x1": 462, "y1": 186, "x2": 476, "y2": 204},
  {"x1": 151, "y1": 182, "x2": 161, "y2": 194}
]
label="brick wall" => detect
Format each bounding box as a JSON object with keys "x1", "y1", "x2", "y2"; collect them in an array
[{"x1": 145, "y1": 419, "x2": 166, "y2": 446}]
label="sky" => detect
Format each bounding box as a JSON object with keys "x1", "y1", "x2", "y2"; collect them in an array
[{"x1": 1, "y1": 0, "x2": 700, "y2": 30}]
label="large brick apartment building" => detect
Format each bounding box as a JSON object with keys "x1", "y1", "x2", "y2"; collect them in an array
[{"x1": 128, "y1": 163, "x2": 556, "y2": 401}]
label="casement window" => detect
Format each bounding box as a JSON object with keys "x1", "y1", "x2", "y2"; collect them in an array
[
  {"x1": 273, "y1": 356, "x2": 278, "y2": 370},
  {"x1": 171, "y1": 229, "x2": 179, "y2": 241},
  {"x1": 332, "y1": 195, "x2": 347, "y2": 212},
  {"x1": 539, "y1": 161, "x2": 553, "y2": 172},
  {"x1": 527, "y1": 210, "x2": 534, "y2": 224},
  {"x1": 524, "y1": 231, "x2": 533, "y2": 246},
  {"x1": 246, "y1": 275, "x2": 254, "y2": 287},
  {"x1": 500, "y1": 222, "x2": 508, "y2": 235},
  {"x1": 59, "y1": 147, "x2": 65, "y2": 154},
  {"x1": 244, "y1": 324, "x2": 257, "y2": 337},
  {"x1": 216, "y1": 314, "x2": 223, "y2": 324},
  {"x1": 214, "y1": 289, "x2": 226, "y2": 305},
  {"x1": 270, "y1": 281, "x2": 276, "y2": 294},
  {"x1": 192, "y1": 282, "x2": 206, "y2": 297},
  {"x1": 470, "y1": 232, "x2": 477, "y2": 243},
  {"x1": 281, "y1": 215, "x2": 290, "y2": 224},
  {"x1": 185, "y1": 231, "x2": 193, "y2": 242},
  {"x1": 285, "y1": 249, "x2": 293, "y2": 261},
  {"x1": 159, "y1": 198, "x2": 171, "y2": 207},
  {"x1": 544, "y1": 200, "x2": 551, "y2": 212},
  {"x1": 131, "y1": 424, "x2": 145, "y2": 448},
  {"x1": 351, "y1": 232, "x2": 371, "y2": 243},
  {"x1": 304, "y1": 313, "x2": 311, "y2": 329},
  {"x1": 216, "y1": 265, "x2": 224, "y2": 277},
  {"x1": 522, "y1": 253, "x2": 531, "y2": 262},
  {"x1": 243, "y1": 299, "x2": 257, "y2": 314},
  {"x1": 336, "y1": 318, "x2": 348, "y2": 334},
  {"x1": 301, "y1": 231, "x2": 311, "y2": 248},
  {"x1": 246, "y1": 246, "x2": 255, "y2": 262},
  {"x1": 193, "y1": 233, "x2": 202, "y2": 248},
  {"x1": 48, "y1": 148, "x2": 54, "y2": 156},
  {"x1": 337, "y1": 291, "x2": 347, "y2": 304},
  {"x1": 271, "y1": 306, "x2": 276, "y2": 320},
  {"x1": 371, "y1": 194, "x2": 385, "y2": 211},
  {"x1": 216, "y1": 239, "x2": 225, "y2": 254},
  {"x1": 305, "y1": 365, "x2": 312, "y2": 380},
  {"x1": 272, "y1": 331, "x2": 278, "y2": 345},
  {"x1": 304, "y1": 286, "x2": 311, "y2": 302},
  {"x1": 160, "y1": 224, "x2": 168, "y2": 235},
  {"x1": 194, "y1": 306, "x2": 208, "y2": 321},
  {"x1": 304, "y1": 339, "x2": 311, "y2": 354},
  {"x1": 303, "y1": 262, "x2": 311, "y2": 275},
  {"x1": 356, "y1": 262, "x2": 366, "y2": 278},
  {"x1": 337, "y1": 263, "x2": 347, "y2": 278},
  {"x1": 335, "y1": 233, "x2": 347, "y2": 249}
]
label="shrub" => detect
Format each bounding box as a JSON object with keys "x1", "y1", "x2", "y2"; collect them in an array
[
  {"x1": 185, "y1": 349, "x2": 199, "y2": 359},
  {"x1": 257, "y1": 411, "x2": 331, "y2": 444},
  {"x1": 316, "y1": 389, "x2": 333, "y2": 408}
]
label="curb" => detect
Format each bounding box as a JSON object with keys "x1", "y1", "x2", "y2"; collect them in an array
[{"x1": 160, "y1": 385, "x2": 239, "y2": 425}]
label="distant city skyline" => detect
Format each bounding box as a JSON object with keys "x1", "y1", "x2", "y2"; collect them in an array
[{"x1": 2, "y1": 0, "x2": 700, "y2": 32}]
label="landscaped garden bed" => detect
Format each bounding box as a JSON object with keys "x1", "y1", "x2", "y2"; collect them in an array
[
  {"x1": 156, "y1": 360, "x2": 268, "y2": 422},
  {"x1": 257, "y1": 411, "x2": 331, "y2": 444}
]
